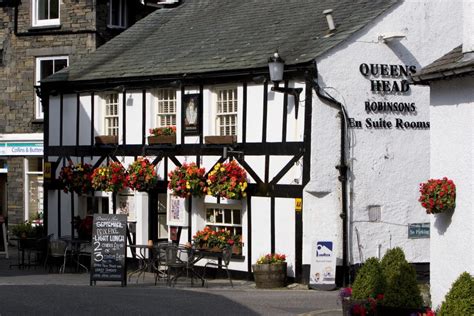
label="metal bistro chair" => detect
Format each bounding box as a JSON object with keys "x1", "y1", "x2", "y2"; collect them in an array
[
  {"x1": 203, "y1": 245, "x2": 233, "y2": 287},
  {"x1": 152, "y1": 242, "x2": 171, "y2": 285},
  {"x1": 163, "y1": 244, "x2": 201, "y2": 287},
  {"x1": 45, "y1": 239, "x2": 68, "y2": 273}
]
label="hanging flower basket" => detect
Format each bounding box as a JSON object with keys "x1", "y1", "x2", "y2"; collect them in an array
[
  {"x1": 206, "y1": 160, "x2": 247, "y2": 199},
  {"x1": 58, "y1": 162, "x2": 94, "y2": 195},
  {"x1": 91, "y1": 161, "x2": 128, "y2": 192},
  {"x1": 168, "y1": 162, "x2": 207, "y2": 198},
  {"x1": 418, "y1": 177, "x2": 456, "y2": 214},
  {"x1": 127, "y1": 157, "x2": 159, "y2": 191}
]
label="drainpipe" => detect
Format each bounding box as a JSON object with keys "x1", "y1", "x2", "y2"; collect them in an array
[{"x1": 309, "y1": 62, "x2": 350, "y2": 287}]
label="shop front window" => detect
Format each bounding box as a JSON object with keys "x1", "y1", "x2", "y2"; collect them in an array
[
  {"x1": 25, "y1": 158, "x2": 43, "y2": 222},
  {"x1": 205, "y1": 205, "x2": 242, "y2": 236}
]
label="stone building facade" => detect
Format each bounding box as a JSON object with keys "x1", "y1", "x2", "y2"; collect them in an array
[{"x1": 0, "y1": 0, "x2": 155, "y2": 229}]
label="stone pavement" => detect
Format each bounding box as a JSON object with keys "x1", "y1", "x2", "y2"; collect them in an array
[{"x1": 0, "y1": 245, "x2": 342, "y2": 315}]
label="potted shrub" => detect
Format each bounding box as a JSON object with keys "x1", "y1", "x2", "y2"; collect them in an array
[
  {"x1": 347, "y1": 257, "x2": 385, "y2": 315},
  {"x1": 438, "y1": 272, "x2": 474, "y2": 316},
  {"x1": 91, "y1": 161, "x2": 128, "y2": 192},
  {"x1": 148, "y1": 126, "x2": 176, "y2": 145},
  {"x1": 127, "y1": 157, "x2": 159, "y2": 191},
  {"x1": 418, "y1": 177, "x2": 456, "y2": 214},
  {"x1": 58, "y1": 162, "x2": 94, "y2": 195},
  {"x1": 378, "y1": 247, "x2": 424, "y2": 315},
  {"x1": 168, "y1": 162, "x2": 207, "y2": 198},
  {"x1": 252, "y1": 253, "x2": 287, "y2": 288},
  {"x1": 206, "y1": 160, "x2": 247, "y2": 199}
]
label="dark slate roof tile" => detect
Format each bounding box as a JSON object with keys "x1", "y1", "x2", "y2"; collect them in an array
[
  {"x1": 414, "y1": 45, "x2": 474, "y2": 81},
  {"x1": 45, "y1": 0, "x2": 398, "y2": 84}
]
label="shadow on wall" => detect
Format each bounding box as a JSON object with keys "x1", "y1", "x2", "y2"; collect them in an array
[{"x1": 433, "y1": 209, "x2": 454, "y2": 235}]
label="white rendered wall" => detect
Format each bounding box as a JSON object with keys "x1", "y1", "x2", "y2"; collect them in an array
[
  {"x1": 429, "y1": 78, "x2": 474, "y2": 308},
  {"x1": 305, "y1": 0, "x2": 463, "y2": 267}
]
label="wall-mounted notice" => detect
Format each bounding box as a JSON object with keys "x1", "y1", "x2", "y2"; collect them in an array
[{"x1": 90, "y1": 214, "x2": 127, "y2": 286}]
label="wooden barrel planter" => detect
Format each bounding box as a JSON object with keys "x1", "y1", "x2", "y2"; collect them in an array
[{"x1": 252, "y1": 262, "x2": 287, "y2": 288}]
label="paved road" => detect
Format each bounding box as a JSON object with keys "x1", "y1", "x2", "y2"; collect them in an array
[{"x1": 0, "y1": 247, "x2": 342, "y2": 315}]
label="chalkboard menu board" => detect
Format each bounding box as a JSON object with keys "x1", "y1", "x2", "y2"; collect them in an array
[{"x1": 90, "y1": 214, "x2": 127, "y2": 286}]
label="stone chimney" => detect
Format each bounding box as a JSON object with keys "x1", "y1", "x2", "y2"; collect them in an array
[{"x1": 462, "y1": 0, "x2": 474, "y2": 60}]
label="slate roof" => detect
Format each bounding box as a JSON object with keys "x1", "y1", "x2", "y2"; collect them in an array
[
  {"x1": 45, "y1": 0, "x2": 398, "y2": 84},
  {"x1": 412, "y1": 45, "x2": 474, "y2": 83}
]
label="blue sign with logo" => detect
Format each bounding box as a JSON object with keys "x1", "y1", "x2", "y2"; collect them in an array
[{"x1": 316, "y1": 241, "x2": 333, "y2": 257}]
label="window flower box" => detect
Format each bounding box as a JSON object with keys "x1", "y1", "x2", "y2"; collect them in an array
[
  {"x1": 204, "y1": 135, "x2": 237, "y2": 145},
  {"x1": 95, "y1": 135, "x2": 118, "y2": 145},
  {"x1": 148, "y1": 135, "x2": 176, "y2": 145}
]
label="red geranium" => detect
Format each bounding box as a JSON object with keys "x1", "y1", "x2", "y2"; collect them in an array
[
  {"x1": 59, "y1": 162, "x2": 94, "y2": 195},
  {"x1": 419, "y1": 177, "x2": 456, "y2": 214},
  {"x1": 91, "y1": 161, "x2": 128, "y2": 192},
  {"x1": 168, "y1": 162, "x2": 207, "y2": 198},
  {"x1": 127, "y1": 157, "x2": 158, "y2": 191}
]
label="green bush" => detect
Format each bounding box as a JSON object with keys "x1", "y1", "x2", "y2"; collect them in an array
[
  {"x1": 380, "y1": 247, "x2": 406, "y2": 277},
  {"x1": 438, "y1": 272, "x2": 474, "y2": 316},
  {"x1": 381, "y1": 247, "x2": 423, "y2": 308},
  {"x1": 351, "y1": 257, "x2": 385, "y2": 300}
]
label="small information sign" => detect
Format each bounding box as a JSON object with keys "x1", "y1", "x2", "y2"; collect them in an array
[
  {"x1": 90, "y1": 214, "x2": 127, "y2": 286},
  {"x1": 408, "y1": 223, "x2": 430, "y2": 239}
]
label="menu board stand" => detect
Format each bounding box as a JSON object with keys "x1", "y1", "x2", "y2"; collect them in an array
[{"x1": 90, "y1": 214, "x2": 127, "y2": 287}]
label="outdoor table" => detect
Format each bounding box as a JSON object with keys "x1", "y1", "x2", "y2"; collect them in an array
[
  {"x1": 59, "y1": 236, "x2": 91, "y2": 272},
  {"x1": 127, "y1": 244, "x2": 153, "y2": 283},
  {"x1": 9, "y1": 237, "x2": 37, "y2": 269}
]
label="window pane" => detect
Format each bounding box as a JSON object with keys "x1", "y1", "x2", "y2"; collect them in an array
[
  {"x1": 233, "y1": 210, "x2": 241, "y2": 225},
  {"x1": 40, "y1": 60, "x2": 54, "y2": 80},
  {"x1": 206, "y1": 209, "x2": 214, "y2": 223},
  {"x1": 54, "y1": 59, "x2": 68, "y2": 72},
  {"x1": 28, "y1": 174, "x2": 43, "y2": 221},
  {"x1": 50, "y1": 0, "x2": 59, "y2": 19},
  {"x1": 215, "y1": 210, "x2": 223, "y2": 223},
  {"x1": 38, "y1": 0, "x2": 48, "y2": 20},
  {"x1": 224, "y1": 209, "x2": 231, "y2": 224}
]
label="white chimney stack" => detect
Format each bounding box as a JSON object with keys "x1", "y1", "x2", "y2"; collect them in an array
[{"x1": 462, "y1": 0, "x2": 474, "y2": 58}]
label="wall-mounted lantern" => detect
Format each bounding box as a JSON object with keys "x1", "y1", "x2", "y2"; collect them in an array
[{"x1": 268, "y1": 52, "x2": 303, "y2": 119}]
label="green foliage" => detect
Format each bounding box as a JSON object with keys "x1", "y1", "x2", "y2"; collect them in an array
[
  {"x1": 352, "y1": 257, "x2": 385, "y2": 300},
  {"x1": 439, "y1": 272, "x2": 474, "y2": 316},
  {"x1": 381, "y1": 247, "x2": 406, "y2": 277},
  {"x1": 11, "y1": 221, "x2": 42, "y2": 238},
  {"x1": 381, "y1": 247, "x2": 423, "y2": 308},
  {"x1": 383, "y1": 261, "x2": 423, "y2": 308}
]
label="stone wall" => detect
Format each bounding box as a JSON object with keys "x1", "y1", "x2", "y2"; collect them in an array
[{"x1": 0, "y1": 0, "x2": 154, "y2": 229}]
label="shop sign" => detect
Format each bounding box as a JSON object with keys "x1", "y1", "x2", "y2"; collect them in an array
[
  {"x1": 0, "y1": 142, "x2": 43, "y2": 156},
  {"x1": 349, "y1": 62, "x2": 430, "y2": 131},
  {"x1": 309, "y1": 240, "x2": 337, "y2": 290},
  {"x1": 408, "y1": 223, "x2": 430, "y2": 239}
]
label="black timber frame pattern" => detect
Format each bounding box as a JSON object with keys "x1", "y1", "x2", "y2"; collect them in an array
[{"x1": 43, "y1": 74, "x2": 312, "y2": 282}]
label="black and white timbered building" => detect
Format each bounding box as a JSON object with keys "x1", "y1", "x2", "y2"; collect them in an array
[{"x1": 40, "y1": 0, "x2": 463, "y2": 285}]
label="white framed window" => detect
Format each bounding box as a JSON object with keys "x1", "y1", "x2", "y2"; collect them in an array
[
  {"x1": 215, "y1": 88, "x2": 238, "y2": 136},
  {"x1": 103, "y1": 93, "x2": 119, "y2": 136},
  {"x1": 155, "y1": 89, "x2": 177, "y2": 127},
  {"x1": 32, "y1": 0, "x2": 60, "y2": 27},
  {"x1": 107, "y1": 0, "x2": 128, "y2": 29},
  {"x1": 24, "y1": 158, "x2": 44, "y2": 223},
  {"x1": 205, "y1": 204, "x2": 242, "y2": 236},
  {"x1": 35, "y1": 56, "x2": 68, "y2": 119}
]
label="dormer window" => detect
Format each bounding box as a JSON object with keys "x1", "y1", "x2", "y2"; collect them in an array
[{"x1": 32, "y1": 0, "x2": 60, "y2": 27}]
